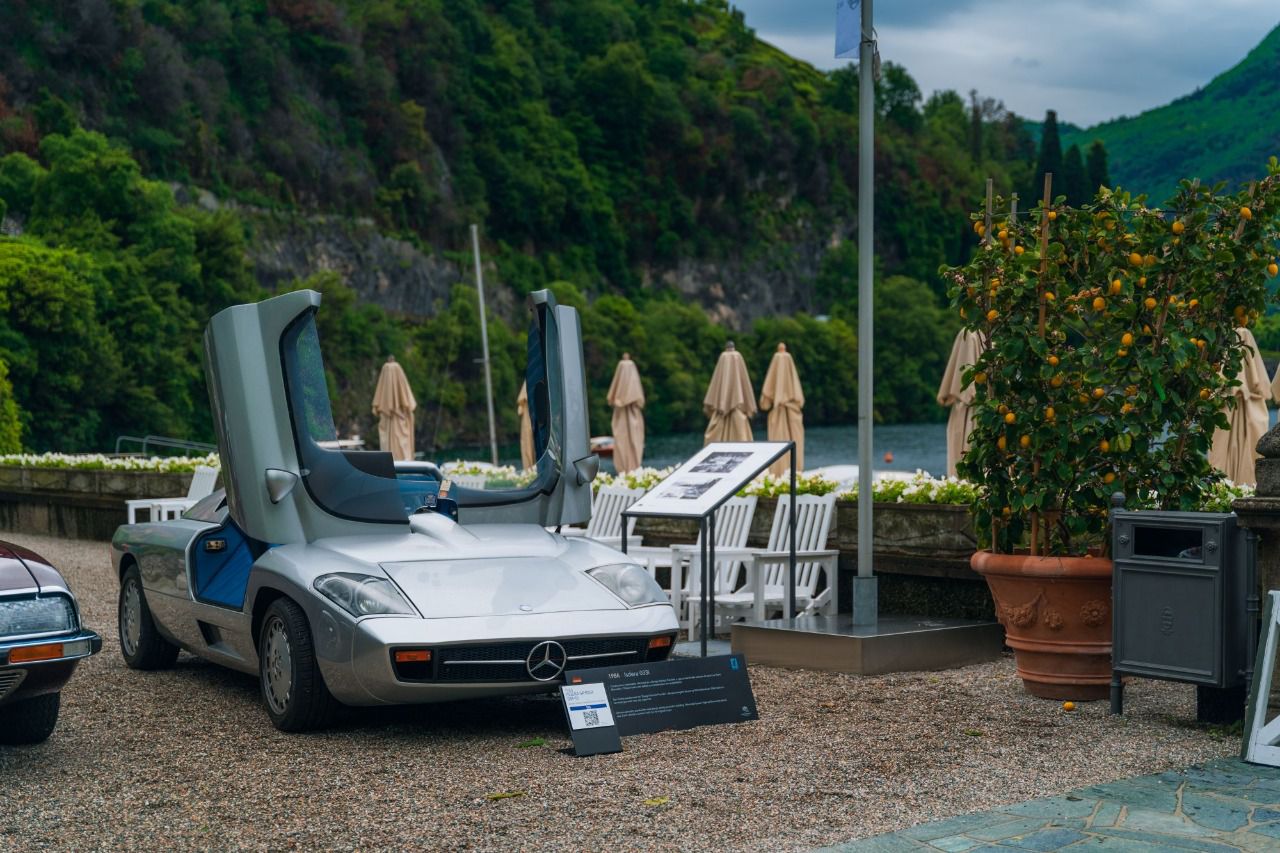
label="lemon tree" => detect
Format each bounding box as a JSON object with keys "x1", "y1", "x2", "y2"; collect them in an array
[{"x1": 945, "y1": 161, "x2": 1280, "y2": 555}]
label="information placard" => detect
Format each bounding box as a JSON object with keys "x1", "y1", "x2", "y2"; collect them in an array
[
  {"x1": 566, "y1": 654, "x2": 758, "y2": 736},
  {"x1": 560, "y1": 681, "x2": 622, "y2": 756},
  {"x1": 623, "y1": 442, "x2": 790, "y2": 519}
]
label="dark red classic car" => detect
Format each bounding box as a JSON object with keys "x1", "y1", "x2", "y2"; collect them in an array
[{"x1": 0, "y1": 540, "x2": 101, "y2": 744}]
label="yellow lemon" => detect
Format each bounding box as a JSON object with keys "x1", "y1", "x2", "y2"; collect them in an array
[
  {"x1": 1172, "y1": 220, "x2": 1185, "y2": 235},
  {"x1": 997, "y1": 435, "x2": 1007, "y2": 451},
  {"x1": 1110, "y1": 279, "x2": 1123, "y2": 295},
  {"x1": 1144, "y1": 297, "x2": 1158, "y2": 310},
  {"x1": 1063, "y1": 701, "x2": 1075, "y2": 712},
  {"x1": 1019, "y1": 435, "x2": 1031, "y2": 448},
  {"x1": 1045, "y1": 406, "x2": 1055, "y2": 419},
  {"x1": 1121, "y1": 332, "x2": 1134, "y2": 347},
  {"x1": 1004, "y1": 412, "x2": 1016, "y2": 424},
  {"x1": 1099, "y1": 438, "x2": 1110, "y2": 452},
  {"x1": 1129, "y1": 251, "x2": 1143, "y2": 266},
  {"x1": 1104, "y1": 472, "x2": 1116, "y2": 484},
  {"x1": 1093, "y1": 387, "x2": 1106, "y2": 400},
  {"x1": 1241, "y1": 206, "x2": 1253, "y2": 220},
  {"x1": 1093, "y1": 296, "x2": 1106, "y2": 312},
  {"x1": 987, "y1": 309, "x2": 999, "y2": 322},
  {"x1": 1048, "y1": 355, "x2": 1060, "y2": 367},
  {"x1": 1014, "y1": 245, "x2": 1025, "y2": 256}
]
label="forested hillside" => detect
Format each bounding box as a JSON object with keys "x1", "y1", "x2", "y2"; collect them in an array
[
  {"x1": 1062, "y1": 23, "x2": 1280, "y2": 203},
  {"x1": 0, "y1": 0, "x2": 1041, "y2": 454}
]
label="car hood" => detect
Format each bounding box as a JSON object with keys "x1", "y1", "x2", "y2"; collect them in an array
[
  {"x1": 0, "y1": 543, "x2": 37, "y2": 592},
  {"x1": 312, "y1": 520, "x2": 632, "y2": 618}
]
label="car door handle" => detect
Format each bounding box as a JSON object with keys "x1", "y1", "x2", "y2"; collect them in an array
[{"x1": 204, "y1": 539, "x2": 227, "y2": 553}]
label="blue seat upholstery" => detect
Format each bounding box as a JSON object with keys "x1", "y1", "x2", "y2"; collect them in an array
[{"x1": 193, "y1": 522, "x2": 264, "y2": 609}]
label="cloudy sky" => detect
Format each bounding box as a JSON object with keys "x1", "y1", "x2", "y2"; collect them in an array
[{"x1": 731, "y1": 1, "x2": 1279, "y2": 127}]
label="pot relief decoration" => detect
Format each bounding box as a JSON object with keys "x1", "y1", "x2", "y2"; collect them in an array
[{"x1": 1080, "y1": 599, "x2": 1109, "y2": 628}]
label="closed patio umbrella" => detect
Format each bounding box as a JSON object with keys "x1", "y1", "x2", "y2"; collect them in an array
[
  {"x1": 759, "y1": 343, "x2": 805, "y2": 476},
  {"x1": 517, "y1": 381, "x2": 535, "y2": 470},
  {"x1": 937, "y1": 329, "x2": 983, "y2": 478},
  {"x1": 1210, "y1": 326, "x2": 1272, "y2": 486},
  {"x1": 372, "y1": 356, "x2": 416, "y2": 461},
  {"x1": 607, "y1": 353, "x2": 645, "y2": 473},
  {"x1": 703, "y1": 342, "x2": 756, "y2": 445}
]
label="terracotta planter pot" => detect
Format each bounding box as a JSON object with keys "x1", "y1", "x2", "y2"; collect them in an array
[{"x1": 971, "y1": 550, "x2": 1113, "y2": 701}]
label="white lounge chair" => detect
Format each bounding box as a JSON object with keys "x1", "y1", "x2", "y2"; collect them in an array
[
  {"x1": 695, "y1": 493, "x2": 839, "y2": 634},
  {"x1": 561, "y1": 483, "x2": 643, "y2": 547},
  {"x1": 127, "y1": 465, "x2": 220, "y2": 524},
  {"x1": 630, "y1": 496, "x2": 757, "y2": 637}
]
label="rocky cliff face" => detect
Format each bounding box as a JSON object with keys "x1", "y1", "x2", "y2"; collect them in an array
[{"x1": 237, "y1": 205, "x2": 840, "y2": 329}]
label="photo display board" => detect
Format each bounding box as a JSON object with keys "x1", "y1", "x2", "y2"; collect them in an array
[{"x1": 624, "y1": 441, "x2": 791, "y2": 519}]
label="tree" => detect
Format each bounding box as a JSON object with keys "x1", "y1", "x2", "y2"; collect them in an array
[
  {"x1": 0, "y1": 357, "x2": 21, "y2": 453},
  {"x1": 1062, "y1": 143, "x2": 1087, "y2": 207},
  {"x1": 1033, "y1": 110, "x2": 1063, "y2": 200},
  {"x1": 1087, "y1": 140, "x2": 1111, "y2": 194},
  {"x1": 968, "y1": 90, "x2": 983, "y2": 162}
]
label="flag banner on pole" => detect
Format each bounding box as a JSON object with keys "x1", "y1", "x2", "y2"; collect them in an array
[{"x1": 835, "y1": 0, "x2": 860, "y2": 59}]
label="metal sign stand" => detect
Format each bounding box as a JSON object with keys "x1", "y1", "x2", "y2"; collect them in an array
[{"x1": 621, "y1": 442, "x2": 797, "y2": 658}]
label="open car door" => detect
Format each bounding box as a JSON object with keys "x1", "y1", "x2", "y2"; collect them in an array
[{"x1": 203, "y1": 289, "x2": 595, "y2": 544}]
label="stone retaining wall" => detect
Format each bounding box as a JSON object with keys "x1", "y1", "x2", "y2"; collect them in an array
[{"x1": 0, "y1": 467, "x2": 198, "y2": 541}]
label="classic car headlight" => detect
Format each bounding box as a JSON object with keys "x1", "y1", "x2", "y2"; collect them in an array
[
  {"x1": 314, "y1": 573, "x2": 416, "y2": 617},
  {"x1": 587, "y1": 564, "x2": 668, "y2": 606},
  {"x1": 0, "y1": 594, "x2": 77, "y2": 637}
]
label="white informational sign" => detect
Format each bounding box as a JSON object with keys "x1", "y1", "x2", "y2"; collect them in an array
[
  {"x1": 625, "y1": 441, "x2": 792, "y2": 519},
  {"x1": 562, "y1": 682, "x2": 615, "y2": 731}
]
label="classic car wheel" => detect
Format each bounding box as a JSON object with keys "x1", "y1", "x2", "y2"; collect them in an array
[
  {"x1": 258, "y1": 598, "x2": 338, "y2": 732},
  {"x1": 0, "y1": 692, "x2": 60, "y2": 745},
  {"x1": 118, "y1": 565, "x2": 178, "y2": 670}
]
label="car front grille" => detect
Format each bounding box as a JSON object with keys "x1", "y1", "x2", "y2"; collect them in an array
[
  {"x1": 0, "y1": 669, "x2": 27, "y2": 701},
  {"x1": 420, "y1": 637, "x2": 654, "y2": 683}
]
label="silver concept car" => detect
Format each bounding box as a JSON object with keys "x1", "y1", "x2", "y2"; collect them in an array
[{"x1": 111, "y1": 289, "x2": 678, "y2": 731}]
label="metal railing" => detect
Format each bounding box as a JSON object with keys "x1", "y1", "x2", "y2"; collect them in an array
[{"x1": 113, "y1": 435, "x2": 217, "y2": 456}]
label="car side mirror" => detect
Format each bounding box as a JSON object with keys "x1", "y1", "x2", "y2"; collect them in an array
[{"x1": 264, "y1": 469, "x2": 298, "y2": 504}]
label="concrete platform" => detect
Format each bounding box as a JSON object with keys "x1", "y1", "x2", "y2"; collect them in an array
[{"x1": 730, "y1": 614, "x2": 1005, "y2": 676}]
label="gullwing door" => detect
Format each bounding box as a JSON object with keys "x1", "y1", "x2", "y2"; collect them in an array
[
  {"x1": 203, "y1": 289, "x2": 409, "y2": 544},
  {"x1": 203, "y1": 288, "x2": 596, "y2": 543}
]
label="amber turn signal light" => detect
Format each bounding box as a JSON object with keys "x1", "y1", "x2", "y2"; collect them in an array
[
  {"x1": 393, "y1": 649, "x2": 431, "y2": 663},
  {"x1": 10, "y1": 643, "x2": 64, "y2": 663},
  {"x1": 647, "y1": 635, "x2": 673, "y2": 650}
]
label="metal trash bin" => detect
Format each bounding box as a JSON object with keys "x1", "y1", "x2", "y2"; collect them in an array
[{"x1": 1110, "y1": 498, "x2": 1259, "y2": 723}]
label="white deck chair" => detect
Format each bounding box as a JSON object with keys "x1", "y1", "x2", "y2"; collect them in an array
[
  {"x1": 127, "y1": 465, "x2": 219, "y2": 523},
  {"x1": 561, "y1": 483, "x2": 643, "y2": 547},
  {"x1": 698, "y1": 493, "x2": 839, "y2": 633},
  {"x1": 630, "y1": 496, "x2": 757, "y2": 635}
]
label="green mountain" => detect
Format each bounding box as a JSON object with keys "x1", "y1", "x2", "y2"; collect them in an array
[
  {"x1": 1062, "y1": 23, "x2": 1280, "y2": 202},
  {"x1": 0, "y1": 0, "x2": 1036, "y2": 452}
]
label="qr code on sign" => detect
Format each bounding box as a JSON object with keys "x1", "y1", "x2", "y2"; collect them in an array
[{"x1": 583, "y1": 709, "x2": 600, "y2": 727}]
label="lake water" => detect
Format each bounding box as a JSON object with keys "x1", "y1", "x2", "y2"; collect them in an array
[{"x1": 438, "y1": 421, "x2": 950, "y2": 477}]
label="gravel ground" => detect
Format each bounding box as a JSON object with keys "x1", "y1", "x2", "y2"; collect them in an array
[{"x1": 0, "y1": 533, "x2": 1237, "y2": 851}]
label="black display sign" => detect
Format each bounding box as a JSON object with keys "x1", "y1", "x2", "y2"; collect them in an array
[
  {"x1": 566, "y1": 654, "x2": 758, "y2": 736},
  {"x1": 559, "y1": 681, "x2": 622, "y2": 757}
]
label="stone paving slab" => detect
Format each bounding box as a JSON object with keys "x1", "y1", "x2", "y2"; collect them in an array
[{"x1": 821, "y1": 758, "x2": 1280, "y2": 852}]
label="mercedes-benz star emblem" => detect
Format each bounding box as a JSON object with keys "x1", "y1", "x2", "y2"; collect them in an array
[{"x1": 525, "y1": 640, "x2": 568, "y2": 682}]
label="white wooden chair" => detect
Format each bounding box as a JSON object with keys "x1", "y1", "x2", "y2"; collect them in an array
[
  {"x1": 561, "y1": 484, "x2": 643, "y2": 547},
  {"x1": 630, "y1": 496, "x2": 758, "y2": 637},
  {"x1": 696, "y1": 493, "x2": 839, "y2": 634},
  {"x1": 127, "y1": 465, "x2": 219, "y2": 524}
]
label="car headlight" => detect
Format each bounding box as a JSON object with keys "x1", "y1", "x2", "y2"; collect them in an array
[
  {"x1": 314, "y1": 573, "x2": 416, "y2": 617},
  {"x1": 586, "y1": 564, "x2": 668, "y2": 607},
  {"x1": 0, "y1": 595, "x2": 77, "y2": 637}
]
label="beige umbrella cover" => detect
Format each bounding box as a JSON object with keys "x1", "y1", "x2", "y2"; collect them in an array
[
  {"x1": 516, "y1": 381, "x2": 535, "y2": 470},
  {"x1": 607, "y1": 354, "x2": 646, "y2": 473},
  {"x1": 372, "y1": 356, "x2": 417, "y2": 461},
  {"x1": 703, "y1": 343, "x2": 757, "y2": 445},
  {"x1": 1209, "y1": 326, "x2": 1271, "y2": 486},
  {"x1": 759, "y1": 343, "x2": 805, "y2": 475},
  {"x1": 937, "y1": 329, "x2": 983, "y2": 477}
]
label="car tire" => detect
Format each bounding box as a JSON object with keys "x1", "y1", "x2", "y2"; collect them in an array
[
  {"x1": 258, "y1": 597, "x2": 339, "y2": 732},
  {"x1": 118, "y1": 564, "x2": 179, "y2": 670},
  {"x1": 0, "y1": 692, "x2": 60, "y2": 744}
]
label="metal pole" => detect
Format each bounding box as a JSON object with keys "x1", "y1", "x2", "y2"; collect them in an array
[
  {"x1": 699, "y1": 515, "x2": 710, "y2": 658},
  {"x1": 789, "y1": 444, "x2": 797, "y2": 619},
  {"x1": 707, "y1": 511, "x2": 717, "y2": 645},
  {"x1": 856, "y1": 0, "x2": 874, "y2": 586},
  {"x1": 471, "y1": 224, "x2": 499, "y2": 466}
]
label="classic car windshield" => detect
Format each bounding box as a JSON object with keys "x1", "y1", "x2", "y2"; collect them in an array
[{"x1": 282, "y1": 311, "x2": 409, "y2": 524}]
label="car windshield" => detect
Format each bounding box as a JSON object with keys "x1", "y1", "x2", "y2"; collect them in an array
[{"x1": 280, "y1": 308, "x2": 560, "y2": 521}]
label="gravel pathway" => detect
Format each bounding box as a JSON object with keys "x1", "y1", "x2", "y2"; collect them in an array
[{"x1": 0, "y1": 533, "x2": 1237, "y2": 851}]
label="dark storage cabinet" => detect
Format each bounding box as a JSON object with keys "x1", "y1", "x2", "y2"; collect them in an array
[{"x1": 1111, "y1": 508, "x2": 1257, "y2": 721}]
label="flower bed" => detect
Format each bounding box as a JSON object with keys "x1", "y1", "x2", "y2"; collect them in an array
[{"x1": 0, "y1": 452, "x2": 221, "y2": 473}]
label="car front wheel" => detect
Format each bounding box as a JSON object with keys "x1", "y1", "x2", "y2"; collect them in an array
[
  {"x1": 118, "y1": 565, "x2": 179, "y2": 670},
  {"x1": 0, "y1": 692, "x2": 60, "y2": 744},
  {"x1": 258, "y1": 597, "x2": 339, "y2": 732}
]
